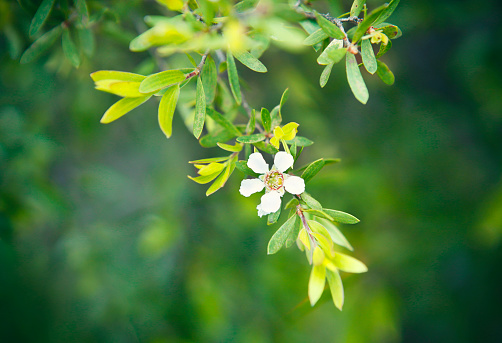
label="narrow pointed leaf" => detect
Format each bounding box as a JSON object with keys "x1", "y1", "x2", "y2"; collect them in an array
[
  {"x1": 268, "y1": 205, "x2": 281, "y2": 225},
  {"x1": 301, "y1": 192, "x2": 322, "y2": 211},
  {"x1": 346, "y1": 52, "x2": 369, "y2": 104},
  {"x1": 78, "y1": 27, "x2": 95, "y2": 56},
  {"x1": 253, "y1": 141, "x2": 278, "y2": 154},
  {"x1": 232, "y1": 50, "x2": 267, "y2": 73},
  {"x1": 188, "y1": 170, "x2": 222, "y2": 184},
  {"x1": 201, "y1": 54, "x2": 217, "y2": 103},
  {"x1": 189, "y1": 156, "x2": 230, "y2": 164},
  {"x1": 314, "y1": 12, "x2": 345, "y2": 40},
  {"x1": 326, "y1": 269, "x2": 344, "y2": 310},
  {"x1": 261, "y1": 108, "x2": 271, "y2": 133},
  {"x1": 91, "y1": 70, "x2": 146, "y2": 82},
  {"x1": 100, "y1": 96, "x2": 151, "y2": 124},
  {"x1": 74, "y1": 0, "x2": 89, "y2": 23},
  {"x1": 301, "y1": 159, "x2": 326, "y2": 183},
  {"x1": 193, "y1": 77, "x2": 206, "y2": 139},
  {"x1": 246, "y1": 108, "x2": 256, "y2": 134},
  {"x1": 235, "y1": 160, "x2": 260, "y2": 177},
  {"x1": 323, "y1": 209, "x2": 360, "y2": 224},
  {"x1": 20, "y1": 25, "x2": 62, "y2": 64},
  {"x1": 236, "y1": 133, "x2": 266, "y2": 144},
  {"x1": 303, "y1": 28, "x2": 328, "y2": 46},
  {"x1": 308, "y1": 265, "x2": 326, "y2": 306},
  {"x1": 361, "y1": 39, "x2": 377, "y2": 74},
  {"x1": 317, "y1": 40, "x2": 346, "y2": 65},
  {"x1": 206, "y1": 108, "x2": 241, "y2": 136},
  {"x1": 94, "y1": 80, "x2": 144, "y2": 97},
  {"x1": 62, "y1": 28, "x2": 81, "y2": 67},
  {"x1": 206, "y1": 158, "x2": 236, "y2": 196},
  {"x1": 373, "y1": 0, "x2": 400, "y2": 26},
  {"x1": 376, "y1": 39, "x2": 392, "y2": 58},
  {"x1": 304, "y1": 209, "x2": 334, "y2": 222},
  {"x1": 285, "y1": 136, "x2": 313, "y2": 147},
  {"x1": 316, "y1": 218, "x2": 353, "y2": 251},
  {"x1": 352, "y1": 4, "x2": 388, "y2": 43},
  {"x1": 199, "y1": 131, "x2": 235, "y2": 148},
  {"x1": 267, "y1": 214, "x2": 299, "y2": 254},
  {"x1": 158, "y1": 85, "x2": 180, "y2": 138},
  {"x1": 226, "y1": 51, "x2": 242, "y2": 104},
  {"x1": 29, "y1": 0, "x2": 55, "y2": 37},
  {"x1": 376, "y1": 60, "x2": 395, "y2": 85},
  {"x1": 217, "y1": 142, "x2": 242, "y2": 152},
  {"x1": 320, "y1": 62, "x2": 334, "y2": 88},
  {"x1": 334, "y1": 253, "x2": 368, "y2": 273},
  {"x1": 139, "y1": 70, "x2": 186, "y2": 93},
  {"x1": 376, "y1": 24, "x2": 402, "y2": 39},
  {"x1": 350, "y1": 0, "x2": 366, "y2": 17}
]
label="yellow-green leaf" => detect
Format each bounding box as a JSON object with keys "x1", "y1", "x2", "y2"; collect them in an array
[
  {"x1": 334, "y1": 252, "x2": 368, "y2": 273},
  {"x1": 188, "y1": 170, "x2": 222, "y2": 184},
  {"x1": 376, "y1": 60, "x2": 395, "y2": 85},
  {"x1": 267, "y1": 215, "x2": 299, "y2": 255},
  {"x1": 303, "y1": 28, "x2": 328, "y2": 46},
  {"x1": 317, "y1": 39, "x2": 346, "y2": 65},
  {"x1": 198, "y1": 162, "x2": 225, "y2": 176},
  {"x1": 100, "y1": 96, "x2": 151, "y2": 124},
  {"x1": 139, "y1": 70, "x2": 186, "y2": 93},
  {"x1": 232, "y1": 49, "x2": 267, "y2": 73},
  {"x1": 156, "y1": 0, "x2": 183, "y2": 11},
  {"x1": 226, "y1": 51, "x2": 241, "y2": 104},
  {"x1": 91, "y1": 71, "x2": 146, "y2": 82},
  {"x1": 206, "y1": 157, "x2": 236, "y2": 196},
  {"x1": 361, "y1": 39, "x2": 377, "y2": 74},
  {"x1": 158, "y1": 84, "x2": 180, "y2": 138},
  {"x1": 201, "y1": 54, "x2": 217, "y2": 103},
  {"x1": 193, "y1": 76, "x2": 206, "y2": 139},
  {"x1": 308, "y1": 265, "x2": 326, "y2": 306},
  {"x1": 94, "y1": 80, "x2": 145, "y2": 98},
  {"x1": 326, "y1": 268, "x2": 344, "y2": 310},
  {"x1": 314, "y1": 12, "x2": 345, "y2": 40},
  {"x1": 217, "y1": 142, "x2": 242, "y2": 152}
]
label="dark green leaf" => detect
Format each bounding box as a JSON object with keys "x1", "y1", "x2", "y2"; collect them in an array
[
  {"x1": 62, "y1": 28, "x2": 81, "y2": 67},
  {"x1": 352, "y1": 4, "x2": 388, "y2": 43},
  {"x1": 235, "y1": 161, "x2": 260, "y2": 177},
  {"x1": 301, "y1": 192, "x2": 322, "y2": 211},
  {"x1": 373, "y1": 0, "x2": 400, "y2": 26},
  {"x1": 206, "y1": 107, "x2": 241, "y2": 137},
  {"x1": 290, "y1": 141, "x2": 298, "y2": 160},
  {"x1": 301, "y1": 159, "x2": 325, "y2": 183},
  {"x1": 303, "y1": 28, "x2": 329, "y2": 46},
  {"x1": 323, "y1": 209, "x2": 360, "y2": 224},
  {"x1": 376, "y1": 60, "x2": 395, "y2": 85},
  {"x1": 285, "y1": 198, "x2": 299, "y2": 210},
  {"x1": 73, "y1": 0, "x2": 89, "y2": 23},
  {"x1": 270, "y1": 105, "x2": 281, "y2": 129},
  {"x1": 361, "y1": 39, "x2": 377, "y2": 74},
  {"x1": 376, "y1": 24, "x2": 402, "y2": 39},
  {"x1": 267, "y1": 215, "x2": 299, "y2": 254},
  {"x1": 299, "y1": 20, "x2": 323, "y2": 52},
  {"x1": 320, "y1": 63, "x2": 334, "y2": 88},
  {"x1": 268, "y1": 206, "x2": 281, "y2": 225},
  {"x1": 201, "y1": 54, "x2": 217, "y2": 103},
  {"x1": 261, "y1": 108, "x2": 271, "y2": 133},
  {"x1": 29, "y1": 0, "x2": 55, "y2": 37},
  {"x1": 304, "y1": 209, "x2": 335, "y2": 221},
  {"x1": 199, "y1": 130, "x2": 235, "y2": 148},
  {"x1": 285, "y1": 216, "x2": 302, "y2": 248},
  {"x1": 376, "y1": 39, "x2": 392, "y2": 58},
  {"x1": 193, "y1": 77, "x2": 206, "y2": 139},
  {"x1": 236, "y1": 133, "x2": 266, "y2": 144},
  {"x1": 314, "y1": 12, "x2": 345, "y2": 40},
  {"x1": 246, "y1": 109, "x2": 256, "y2": 134},
  {"x1": 350, "y1": 0, "x2": 366, "y2": 17},
  {"x1": 232, "y1": 50, "x2": 267, "y2": 73},
  {"x1": 20, "y1": 25, "x2": 62, "y2": 64},
  {"x1": 78, "y1": 27, "x2": 94, "y2": 56},
  {"x1": 286, "y1": 136, "x2": 313, "y2": 147},
  {"x1": 253, "y1": 141, "x2": 278, "y2": 154},
  {"x1": 346, "y1": 52, "x2": 369, "y2": 104},
  {"x1": 226, "y1": 51, "x2": 242, "y2": 104}
]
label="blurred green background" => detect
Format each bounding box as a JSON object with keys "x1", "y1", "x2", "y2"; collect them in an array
[{"x1": 1, "y1": 0, "x2": 502, "y2": 342}]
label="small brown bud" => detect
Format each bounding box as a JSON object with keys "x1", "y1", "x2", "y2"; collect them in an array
[{"x1": 347, "y1": 44, "x2": 359, "y2": 55}]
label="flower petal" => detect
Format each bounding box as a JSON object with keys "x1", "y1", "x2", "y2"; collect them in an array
[
  {"x1": 247, "y1": 152, "x2": 269, "y2": 174},
  {"x1": 284, "y1": 176, "x2": 305, "y2": 195},
  {"x1": 257, "y1": 191, "x2": 282, "y2": 216},
  {"x1": 274, "y1": 151, "x2": 294, "y2": 172},
  {"x1": 239, "y1": 178, "x2": 265, "y2": 197}
]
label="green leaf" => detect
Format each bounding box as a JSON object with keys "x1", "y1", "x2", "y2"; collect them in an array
[
  {"x1": 62, "y1": 28, "x2": 81, "y2": 67},
  {"x1": 189, "y1": 156, "x2": 230, "y2": 164},
  {"x1": 352, "y1": 4, "x2": 388, "y2": 43},
  {"x1": 193, "y1": 77, "x2": 206, "y2": 139},
  {"x1": 308, "y1": 264, "x2": 326, "y2": 306},
  {"x1": 320, "y1": 63, "x2": 334, "y2": 88},
  {"x1": 20, "y1": 25, "x2": 62, "y2": 64},
  {"x1": 304, "y1": 209, "x2": 334, "y2": 222},
  {"x1": 376, "y1": 24, "x2": 402, "y2": 39},
  {"x1": 317, "y1": 40, "x2": 346, "y2": 65},
  {"x1": 217, "y1": 142, "x2": 242, "y2": 152},
  {"x1": 326, "y1": 268, "x2": 344, "y2": 310},
  {"x1": 188, "y1": 170, "x2": 222, "y2": 184},
  {"x1": 78, "y1": 27, "x2": 95, "y2": 56},
  {"x1": 94, "y1": 80, "x2": 145, "y2": 97},
  {"x1": 232, "y1": 50, "x2": 267, "y2": 73},
  {"x1": 158, "y1": 85, "x2": 180, "y2": 138},
  {"x1": 186, "y1": 53, "x2": 197, "y2": 67},
  {"x1": 301, "y1": 159, "x2": 326, "y2": 183},
  {"x1": 373, "y1": 0, "x2": 400, "y2": 26},
  {"x1": 100, "y1": 96, "x2": 151, "y2": 124},
  {"x1": 226, "y1": 51, "x2": 242, "y2": 104},
  {"x1": 206, "y1": 108, "x2": 241, "y2": 137},
  {"x1": 201, "y1": 54, "x2": 217, "y2": 103},
  {"x1": 29, "y1": 0, "x2": 55, "y2": 37},
  {"x1": 286, "y1": 136, "x2": 313, "y2": 147},
  {"x1": 314, "y1": 12, "x2": 345, "y2": 40},
  {"x1": 361, "y1": 39, "x2": 377, "y2": 74},
  {"x1": 303, "y1": 28, "x2": 328, "y2": 46},
  {"x1": 376, "y1": 39, "x2": 392, "y2": 58},
  {"x1": 323, "y1": 209, "x2": 360, "y2": 224},
  {"x1": 267, "y1": 214, "x2": 299, "y2": 254},
  {"x1": 350, "y1": 0, "x2": 366, "y2": 17},
  {"x1": 316, "y1": 218, "x2": 353, "y2": 251},
  {"x1": 299, "y1": 20, "x2": 324, "y2": 52},
  {"x1": 301, "y1": 192, "x2": 322, "y2": 211},
  {"x1": 261, "y1": 108, "x2": 271, "y2": 133},
  {"x1": 252, "y1": 141, "x2": 278, "y2": 154},
  {"x1": 199, "y1": 130, "x2": 236, "y2": 148},
  {"x1": 246, "y1": 108, "x2": 256, "y2": 134},
  {"x1": 334, "y1": 253, "x2": 368, "y2": 273},
  {"x1": 91, "y1": 70, "x2": 146, "y2": 82},
  {"x1": 235, "y1": 160, "x2": 260, "y2": 177},
  {"x1": 74, "y1": 0, "x2": 89, "y2": 23},
  {"x1": 346, "y1": 52, "x2": 369, "y2": 104},
  {"x1": 285, "y1": 198, "x2": 299, "y2": 210},
  {"x1": 285, "y1": 214, "x2": 302, "y2": 248},
  {"x1": 236, "y1": 133, "x2": 266, "y2": 144},
  {"x1": 206, "y1": 157, "x2": 236, "y2": 196},
  {"x1": 268, "y1": 205, "x2": 281, "y2": 225},
  {"x1": 139, "y1": 70, "x2": 186, "y2": 93},
  {"x1": 376, "y1": 60, "x2": 395, "y2": 85}
]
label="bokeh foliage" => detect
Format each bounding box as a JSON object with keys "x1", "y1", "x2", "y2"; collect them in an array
[{"x1": 1, "y1": 0, "x2": 502, "y2": 342}]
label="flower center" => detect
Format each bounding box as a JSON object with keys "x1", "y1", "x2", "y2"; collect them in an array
[{"x1": 265, "y1": 171, "x2": 284, "y2": 191}]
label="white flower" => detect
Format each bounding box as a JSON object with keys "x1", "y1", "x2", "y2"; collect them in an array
[{"x1": 239, "y1": 151, "x2": 305, "y2": 217}]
